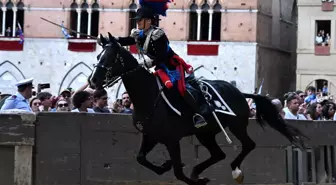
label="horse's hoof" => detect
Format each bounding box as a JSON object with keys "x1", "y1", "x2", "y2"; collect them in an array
[
  {"x1": 234, "y1": 173, "x2": 244, "y2": 184},
  {"x1": 196, "y1": 177, "x2": 210, "y2": 185},
  {"x1": 232, "y1": 167, "x2": 244, "y2": 184}
]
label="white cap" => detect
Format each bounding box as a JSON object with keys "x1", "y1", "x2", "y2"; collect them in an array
[{"x1": 15, "y1": 77, "x2": 34, "y2": 87}]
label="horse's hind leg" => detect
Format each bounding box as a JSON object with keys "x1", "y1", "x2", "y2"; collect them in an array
[
  {"x1": 137, "y1": 135, "x2": 173, "y2": 175},
  {"x1": 190, "y1": 133, "x2": 226, "y2": 181},
  {"x1": 229, "y1": 122, "x2": 256, "y2": 184},
  {"x1": 166, "y1": 141, "x2": 210, "y2": 185}
]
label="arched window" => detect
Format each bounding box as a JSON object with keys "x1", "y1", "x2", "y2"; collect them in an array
[
  {"x1": 91, "y1": 1, "x2": 100, "y2": 37},
  {"x1": 70, "y1": 1, "x2": 78, "y2": 38},
  {"x1": 188, "y1": 1, "x2": 198, "y2": 40},
  {"x1": 5, "y1": 0, "x2": 14, "y2": 37},
  {"x1": 212, "y1": 1, "x2": 222, "y2": 41},
  {"x1": 188, "y1": 0, "x2": 222, "y2": 41},
  {"x1": 200, "y1": 2, "x2": 210, "y2": 40},
  {"x1": 315, "y1": 79, "x2": 328, "y2": 96},
  {"x1": 0, "y1": 2, "x2": 3, "y2": 35},
  {"x1": 129, "y1": 1, "x2": 137, "y2": 35},
  {"x1": 69, "y1": 0, "x2": 100, "y2": 39},
  {"x1": 80, "y1": 1, "x2": 89, "y2": 38},
  {"x1": 16, "y1": 0, "x2": 24, "y2": 33}
]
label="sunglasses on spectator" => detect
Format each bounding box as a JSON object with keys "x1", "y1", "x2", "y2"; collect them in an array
[
  {"x1": 33, "y1": 102, "x2": 41, "y2": 106},
  {"x1": 58, "y1": 103, "x2": 68, "y2": 107}
]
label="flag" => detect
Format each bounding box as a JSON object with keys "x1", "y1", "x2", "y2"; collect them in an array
[
  {"x1": 17, "y1": 22, "x2": 24, "y2": 44},
  {"x1": 61, "y1": 22, "x2": 71, "y2": 39}
]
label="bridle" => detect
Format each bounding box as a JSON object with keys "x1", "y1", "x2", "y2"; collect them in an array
[
  {"x1": 94, "y1": 42, "x2": 164, "y2": 133},
  {"x1": 94, "y1": 43, "x2": 127, "y2": 88}
]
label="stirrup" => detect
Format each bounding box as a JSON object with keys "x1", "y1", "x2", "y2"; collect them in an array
[{"x1": 193, "y1": 113, "x2": 208, "y2": 128}]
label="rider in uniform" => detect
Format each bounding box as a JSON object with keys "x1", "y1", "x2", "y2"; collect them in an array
[
  {"x1": 0, "y1": 77, "x2": 34, "y2": 112},
  {"x1": 112, "y1": 1, "x2": 208, "y2": 128}
]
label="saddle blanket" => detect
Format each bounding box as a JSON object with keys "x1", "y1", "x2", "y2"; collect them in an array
[{"x1": 155, "y1": 76, "x2": 236, "y2": 117}]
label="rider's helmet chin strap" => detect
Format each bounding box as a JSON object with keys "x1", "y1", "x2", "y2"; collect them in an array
[{"x1": 139, "y1": 19, "x2": 155, "y2": 38}]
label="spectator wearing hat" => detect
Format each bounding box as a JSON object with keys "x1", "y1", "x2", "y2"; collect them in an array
[
  {"x1": 0, "y1": 78, "x2": 34, "y2": 111},
  {"x1": 60, "y1": 88, "x2": 73, "y2": 108}
]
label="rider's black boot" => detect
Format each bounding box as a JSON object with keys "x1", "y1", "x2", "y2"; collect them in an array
[{"x1": 183, "y1": 90, "x2": 208, "y2": 128}]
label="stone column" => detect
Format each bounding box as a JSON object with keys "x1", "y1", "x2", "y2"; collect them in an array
[
  {"x1": 76, "y1": 8, "x2": 81, "y2": 38},
  {"x1": 87, "y1": 8, "x2": 92, "y2": 38},
  {"x1": 196, "y1": 9, "x2": 202, "y2": 41},
  {"x1": 12, "y1": 7, "x2": 17, "y2": 37},
  {"x1": 208, "y1": 9, "x2": 214, "y2": 41},
  {"x1": 1, "y1": 7, "x2": 6, "y2": 36}
]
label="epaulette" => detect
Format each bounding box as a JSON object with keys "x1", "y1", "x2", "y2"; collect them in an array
[
  {"x1": 151, "y1": 28, "x2": 165, "y2": 41},
  {"x1": 8, "y1": 95, "x2": 17, "y2": 100}
]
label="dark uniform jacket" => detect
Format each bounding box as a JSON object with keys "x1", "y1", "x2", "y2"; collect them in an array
[{"x1": 116, "y1": 26, "x2": 177, "y2": 70}]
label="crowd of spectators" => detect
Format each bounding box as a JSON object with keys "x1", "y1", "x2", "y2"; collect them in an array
[
  {"x1": 1, "y1": 77, "x2": 336, "y2": 122},
  {"x1": 249, "y1": 82, "x2": 335, "y2": 121},
  {"x1": 0, "y1": 80, "x2": 133, "y2": 114}
]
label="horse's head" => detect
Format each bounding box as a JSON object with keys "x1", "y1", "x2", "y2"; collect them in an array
[{"x1": 89, "y1": 32, "x2": 125, "y2": 89}]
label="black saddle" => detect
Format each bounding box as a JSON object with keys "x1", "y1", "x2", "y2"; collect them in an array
[
  {"x1": 185, "y1": 73, "x2": 198, "y2": 84},
  {"x1": 185, "y1": 73, "x2": 206, "y2": 104}
]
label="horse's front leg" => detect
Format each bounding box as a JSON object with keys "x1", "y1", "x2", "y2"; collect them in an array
[
  {"x1": 166, "y1": 141, "x2": 210, "y2": 185},
  {"x1": 136, "y1": 134, "x2": 173, "y2": 175}
]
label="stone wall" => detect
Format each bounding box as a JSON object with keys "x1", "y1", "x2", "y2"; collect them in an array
[
  {"x1": 256, "y1": 0, "x2": 297, "y2": 97},
  {"x1": 0, "y1": 39, "x2": 257, "y2": 100},
  {"x1": 0, "y1": 111, "x2": 35, "y2": 185}
]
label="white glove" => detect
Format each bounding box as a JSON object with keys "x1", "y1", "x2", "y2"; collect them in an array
[{"x1": 130, "y1": 28, "x2": 140, "y2": 38}]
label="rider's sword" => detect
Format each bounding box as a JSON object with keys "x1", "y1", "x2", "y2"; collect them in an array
[{"x1": 40, "y1": 17, "x2": 97, "y2": 39}]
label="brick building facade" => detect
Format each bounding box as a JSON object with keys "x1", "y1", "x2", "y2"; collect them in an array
[{"x1": 0, "y1": 0, "x2": 297, "y2": 99}]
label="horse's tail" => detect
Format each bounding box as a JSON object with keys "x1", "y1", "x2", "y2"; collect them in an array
[{"x1": 243, "y1": 93, "x2": 309, "y2": 149}]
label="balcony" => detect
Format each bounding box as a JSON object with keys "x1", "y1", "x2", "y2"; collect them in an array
[
  {"x1": 67, "y1": 39, "x2": 96, "y2": 52},
  {"x1": 0, "y1": 37, "x2": 24, "y2": 51},
  {"x1": 187, "y1": 41, "x2": 219, "y2": 56},
  {"x1": 315, "y1": 45, "x2": 330, "y2": 55},
  {"x1": 321, "y1": 0, "x2": 334, "y2": 11}
]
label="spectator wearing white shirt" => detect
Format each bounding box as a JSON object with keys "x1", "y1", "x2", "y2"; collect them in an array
[
  {"x1": 284, "y1": 94, "x2": 307, "y2": 120},
  {"x1": 316, "y1": 33, "x2": 323, "y2": 45}
]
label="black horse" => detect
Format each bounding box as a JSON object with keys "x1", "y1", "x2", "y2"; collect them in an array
[{"x1": 88, "y1": 33, "x2": 307, "y2": 185}]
